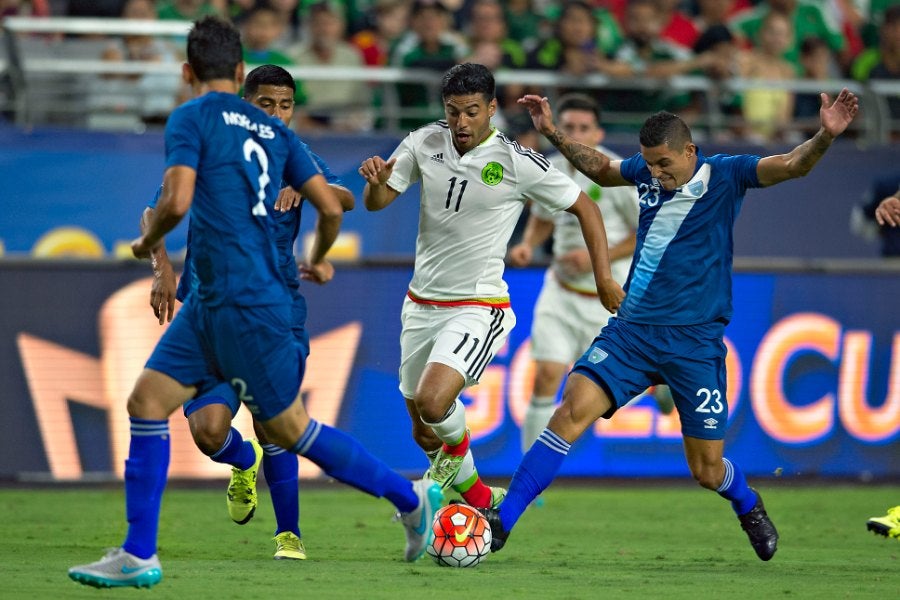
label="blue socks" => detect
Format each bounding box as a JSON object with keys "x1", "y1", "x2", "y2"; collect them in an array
[
  {"x1": 262, "y1": 443, "x2": 301, "y2": 537},
  {"x1": 717, "y1": 457, "x2": 758, "y2": 515},
  {"x1": 500, "y1": 429, "x2": 570, "y2": 531},
  {"x1": 291, "y1": 419, "x2": 417, "y2": 513},
  {"x1": 122, "y1": 418, "x2": 170, "y2": 559},
  {"x1": 210, "y1": 427, "x2": 256, "y2": 470}
]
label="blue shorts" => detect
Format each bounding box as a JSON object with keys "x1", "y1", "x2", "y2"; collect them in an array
[
  {"x1": 145, "y1": 298, "x2": 220, "y2": 396},
  {"x1": 192, "y1": 301, "x2": 305, "y2": 421},
  {"x1": 572, "y1": 317, "x2": 729, "y2": 440},
  {"x1": 289, "y1": 290, "x2": 310, "y2": 357},
  {"x1": 179, "y1": 292, "x2": 310, "y2": 418},
  {"x1": 183, "y1": 381, "x2": 240, "y2": 418}
]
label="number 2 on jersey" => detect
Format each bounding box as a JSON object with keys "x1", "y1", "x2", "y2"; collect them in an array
[{"x1": 243, "y1": 138, "x2": 271, "y2": 217}]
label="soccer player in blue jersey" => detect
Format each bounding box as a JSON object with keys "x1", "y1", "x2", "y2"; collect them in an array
[
  {"x1": 143, "y1": 64, "x2": 355, "y2": 562},
  {"x1": 480, "y1": 88, "x2": 860, "y2": 561},
  {"x1": 68, "y1": 18, "x2": 441, "y2": 589}
]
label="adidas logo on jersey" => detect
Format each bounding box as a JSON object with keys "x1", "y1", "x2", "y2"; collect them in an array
[{"x1": 430, "y1": 152, "x2": 444, "y2": 164}]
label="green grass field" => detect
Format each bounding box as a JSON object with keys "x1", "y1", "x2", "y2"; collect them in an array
[{"x1": 3, "y1": 482, "x2": 898, "y2": 599}]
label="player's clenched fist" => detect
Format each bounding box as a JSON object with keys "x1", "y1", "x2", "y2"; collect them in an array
[{"x1": 358, "y1": 156, "x2": 397, "y2": 185}]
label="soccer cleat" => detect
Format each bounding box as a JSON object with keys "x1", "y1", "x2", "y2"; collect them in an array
[
  {"x1": 398, "y1": 477, "x2": 444, "y2": 561},
  {"x1": 273, "y1": 531, "x2": 308, "y2": 560},
  {"x1": 652, "y1": 385, "x2": 675, "y2": 415},
  {"x1": 490, "y1": 486, "x2": 507, "y2": 509},
  {"x1": 227, "y1": 438, "x2": 263, "y2": 524},
  {"x1": 478, "y1": 507, "x2": 510, "y2": 553},
  {"x1": 424, "y1": 450, "x2": 466, "y2": 491},
  {"x1": 866, "y1": 506, "x2": 900, "y2": 539},
  {"x1": 738, "y1": 488, "x2": 779, "y2": 561},
  {"x1": 68, "y1": 547, "x2": 162, "y2": 588}
]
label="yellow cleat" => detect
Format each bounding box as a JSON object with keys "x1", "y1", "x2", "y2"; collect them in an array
[
  {"x1": 273, "y1": 531, "x2": 307, "y2": 560},
  {"x1": 867, "y1": 506, "x2": 900, "y2": 540},
  {"x1": 227, "y1": 439, "x2": 263, "y2": 525}
]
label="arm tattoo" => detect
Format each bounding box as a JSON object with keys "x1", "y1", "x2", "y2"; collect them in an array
[
  {"x1": 792, "y1": 130, "x2": 832, "y2": 175},
  {"x1": 546, "y1": 128, "x2": 609, "y2": 181}
]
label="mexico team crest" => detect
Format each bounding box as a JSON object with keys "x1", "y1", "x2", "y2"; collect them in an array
[{"x1": 481, "y1": 162, "x2": 503, "y2": 186}]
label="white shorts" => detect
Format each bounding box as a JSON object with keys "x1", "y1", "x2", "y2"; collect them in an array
[
  {"x1": 530, "y1": 270, "x2": 613, "y2": 365},
  {"x1": 399, "y1": 297, "x2": 516, "y2": 398}
]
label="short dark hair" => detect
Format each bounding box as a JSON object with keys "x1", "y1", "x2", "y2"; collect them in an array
[
  {"x1": 186, "y1": 16, "x2": 242, "y2": 82},
  {"x1": 693, "y1": 24, "x2": 734, "y2": 55},
  {"x1": 639, "y1": 111, "x2": 692, "y2": 149},
  {"x1": 441, "y1": 63, "x2": 495, "y2": 101},
  {"x1": 243, "y1": 64, "x2": 296, "y2": 98},
  {"x1": 556, "y1": 93, "x2": 601, "y2": 125}
]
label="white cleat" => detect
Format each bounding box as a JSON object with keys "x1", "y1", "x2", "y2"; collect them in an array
[
  {"x1": 399, "y1": 478, "x2": 444, "y2": 561},
  {"x1": 68, "y1": 547, "x2": 162, "y2": 588}
]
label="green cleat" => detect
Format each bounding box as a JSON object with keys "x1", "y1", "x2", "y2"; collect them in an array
[
  {"x1": 424, "y1": 450, "x2": 465, "y2": 491},
  {"x1": 273, "y1": 531, "x2": 308, "y2": 560},
  {"x1": 68, "y1": 547, "x2": 162, "y2": 589},
  {"x1": 490, "y1": 486, "x2": 507, "y2": 509},
  {"x1": 227, "y1": 438, "x2": 263, "y2": 524},
  {"x1": 866, "y1": 506, "x2": 900, "y2": 539}
]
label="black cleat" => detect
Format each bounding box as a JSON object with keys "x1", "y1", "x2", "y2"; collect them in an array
[
  {"x1": 477, "y1": 507, "x2": 510, "y2": 553},
  {"x1": 738, "y1": 488, "x2": 778, "y2": 561}
]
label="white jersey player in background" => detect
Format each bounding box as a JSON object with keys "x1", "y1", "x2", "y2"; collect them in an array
[
  {"x1": 508, "y1": 93, "x2": 674, "y2": 458},
  {"x1": 359, "y1": 63, "x2": 624, "y2": 508}
]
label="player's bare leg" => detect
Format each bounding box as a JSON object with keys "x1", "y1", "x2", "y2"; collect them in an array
[{"x1": 684, "y1": 436, "x2": 778, "y2": 561}]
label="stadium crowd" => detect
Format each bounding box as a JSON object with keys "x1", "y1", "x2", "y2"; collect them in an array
[{"x1": 3, "y1": 0, "x2": 898, "y2": 139}]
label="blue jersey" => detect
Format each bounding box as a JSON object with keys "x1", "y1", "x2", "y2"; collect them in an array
[
  {"x1": 272, "y1": 151, "x2": 341, "y2": 293},
  {"x1": 618, "y1": 149, "x2": 761, "y2": 325},
  {"x1": 150, "y1": 145, "x2": 341, "y2": 302},
  {"x1": 164, "y1": 91, "x2": 322, "y2": 307}
]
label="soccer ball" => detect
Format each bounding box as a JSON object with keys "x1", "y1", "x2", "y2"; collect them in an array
[{"x1": 426, "y1": 503, "x2": 492, "y2": 568}]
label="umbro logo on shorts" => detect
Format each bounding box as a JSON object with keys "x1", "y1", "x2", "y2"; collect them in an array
[
  {"x1": 430, "y1": 152, "x2": 444, "y2": 164},
  {"x1": 704, "y1": 417, "x2": 719, "y2": 429}
]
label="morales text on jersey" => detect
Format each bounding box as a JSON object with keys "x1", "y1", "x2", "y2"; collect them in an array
[{"x1": 221, "y1": 111, "x2": 275, "y2": 139}]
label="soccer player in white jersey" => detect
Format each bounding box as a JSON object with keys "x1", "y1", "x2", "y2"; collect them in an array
[
  {"x1": 359, "y1": 63, "x2": 623, "y2": 509},
  {"x1": 480, "y1": 88, "x2": 859, "y2": 562},
  {"x1": 508, "y1": 93, "x2": 674, "y2": 459}
]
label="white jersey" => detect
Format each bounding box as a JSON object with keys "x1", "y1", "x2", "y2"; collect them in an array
[
  {"x1": 531, "y1": 145, "x2": 640, "y2": 293},
  {"x1": 387, "y1": 122, "x2": 581, "y2": 304}
]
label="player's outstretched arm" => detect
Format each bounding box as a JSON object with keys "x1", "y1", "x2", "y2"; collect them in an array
[
  {"x1": 140, "y1": 207, "x2": 177, "y2": 325},
  {"x1": 567, "y1": 192, "x2": 625, "y2": 313},
  {"x1": 360, "y1": 156, "x2": 400, "y2": 211},
  {"x1": 299, "y1": 174, "x2": 343, "y2": 285},
  {"x1": 517, "y1": 95, "x2": 629, "y2": 188},
  {"x1": 757, "y1": 88, "x2": 859, "y2": 187},
  {"x1": 133, "y1": 166, "x2": 195, "y2": 259},
  {"x1": 275, "y1": 184, "x2": 354, "y2": 213},
  {"x1": 507, "y1": 213, "x2": 554, "y2": 267}
]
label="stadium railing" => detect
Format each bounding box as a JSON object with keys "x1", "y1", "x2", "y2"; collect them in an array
[{"x1": 1, "y1": 16, "x2": 898, "y2": 143}]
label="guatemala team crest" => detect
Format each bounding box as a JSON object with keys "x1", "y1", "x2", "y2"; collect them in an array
[
  {"x1": 587, "y1": 347, "x2": 608, "y2": 364},
  {"x1": 481, "y1": 162, "x2": 503, "y2": 186}
]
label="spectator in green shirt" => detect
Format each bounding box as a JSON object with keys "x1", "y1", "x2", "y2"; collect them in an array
[
  {"x1": 390, "y1": 0, "x2": 467, "y2": 130},
  {"x1": 730, "y1": 0, "x2": 845, "y2": 72},
  {"x1": 240, "y1": 5, "x2": 308, "y2": 107}
]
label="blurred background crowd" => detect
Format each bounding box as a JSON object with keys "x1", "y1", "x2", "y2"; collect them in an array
[{"x1": 1, "y1": 0, "x2": 898, "y2": 143}]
